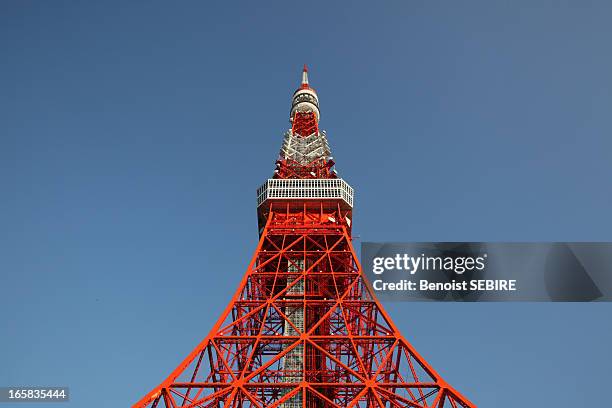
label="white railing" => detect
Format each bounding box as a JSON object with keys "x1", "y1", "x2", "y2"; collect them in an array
[{"x1": 257, "y1": 178, "x2": 354, "y2": 208}]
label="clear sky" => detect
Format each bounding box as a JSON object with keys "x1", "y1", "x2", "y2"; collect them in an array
[{"x1": 2, "y1": 1, "x2": 611, "y2": 407}]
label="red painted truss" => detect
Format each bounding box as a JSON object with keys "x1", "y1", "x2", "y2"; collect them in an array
[
  {"x1": 134, "y1": 202, "x2": 476, "y2": 408},
  {"x1": 292, "y1": 112, "x2": 318, "y2": 137}
]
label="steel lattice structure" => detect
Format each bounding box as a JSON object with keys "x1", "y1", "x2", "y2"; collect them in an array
[{"x1": 134, "y1": 66, "x2": 476, "y2": 408}]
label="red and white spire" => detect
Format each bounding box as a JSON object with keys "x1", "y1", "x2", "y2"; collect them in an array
[
  {"x1": 291, "y1": 64, "x2": 320, "y2": 125},
  {"x1": 278, "y1": 66, "x2": 332, "y2": 177},
  {"x1": 301, "y1": 64, "x2": 309, "y2": 88}
]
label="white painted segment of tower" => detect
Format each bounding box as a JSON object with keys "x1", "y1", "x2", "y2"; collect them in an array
[
  {"x1": 280, "y1": 130, "x2": 330, "y2": 163},
  {"x1": 256, "y1": 178, "x2": 354, "y2": 208},
  {"x1": 290, "y1": 88, "x2": 320, "y2": 121}
]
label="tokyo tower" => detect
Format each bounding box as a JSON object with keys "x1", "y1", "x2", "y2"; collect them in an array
[{"x1": 134, "y1": 66, "x2": 476, "y2": 408}]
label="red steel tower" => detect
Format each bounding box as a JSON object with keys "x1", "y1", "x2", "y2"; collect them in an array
[{"x1": 134, "y1": 66, "x2": 476, "y2": 408}]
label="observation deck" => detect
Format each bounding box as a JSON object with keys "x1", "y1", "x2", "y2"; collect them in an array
[{"x1": 256, "y1": 178, "x2": 354, "y2": 208}]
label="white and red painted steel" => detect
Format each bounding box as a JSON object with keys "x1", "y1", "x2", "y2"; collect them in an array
[{"x1": 134, "y1": 66, "x2": 475, "y2": 408}]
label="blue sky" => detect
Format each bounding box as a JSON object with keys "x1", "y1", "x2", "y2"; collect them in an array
[{"x1": 1, "y1": 1, "x2": 611, "y2": 406}]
